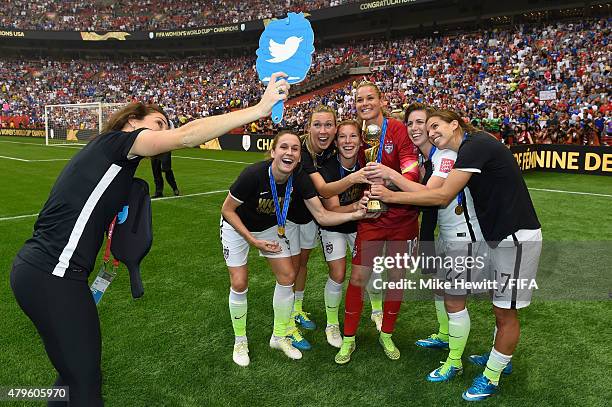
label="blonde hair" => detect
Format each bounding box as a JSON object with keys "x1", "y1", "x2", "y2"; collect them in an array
[
  {"x1": 302, "y1": 105, "x2": 338, "y2": 165},
  {"x1": 354, "y1": 80, "x2": 389, "y2": 129}
]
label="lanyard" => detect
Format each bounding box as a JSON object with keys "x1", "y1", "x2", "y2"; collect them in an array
[
  {"x1": 456, "y1": 132, "x2": 468, "y2": 211},
  {"x1": 338, "y1": 156, "x2": 359, "y2": 179},
  {"x1": 103, "y1": 215, "x2": 120, "y2": 268},
  {"x1": 376, "y1": 118, "x2": 389, "y2": 163},
  {"x1": 268, "y1": 165, "x2": 292, "y2": 237}
]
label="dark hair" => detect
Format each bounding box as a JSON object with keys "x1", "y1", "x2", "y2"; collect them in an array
[
  {"x1": 426, "y1": 109, "x2": 480, "y2": 134},
  {"x1": 101, "y1": 102, "x2": 169, "y2": 135},
  {"x1": 265, "y1": 129, "x2": 301, "y2": 160},
  {"x1": 404, "y1": 102, "x2": 434, "y2": 124}
]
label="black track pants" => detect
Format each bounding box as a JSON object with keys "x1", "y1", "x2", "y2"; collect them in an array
[{"x1": 10, "y1": 258, "x2": 103, "y2": 407}]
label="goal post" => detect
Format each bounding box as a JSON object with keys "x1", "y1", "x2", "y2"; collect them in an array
[{"x1": 44, "y1": 102, "x2": 126, "y2": 146}]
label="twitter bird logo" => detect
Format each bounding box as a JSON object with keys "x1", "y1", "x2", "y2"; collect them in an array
[
  {"x1": 256, "y1": 12, "x2": 314, "y2": 124},
  {"x1": 267, "y1": 36, "x2": 303, "y2": 63},
  {"x1": 256, "y1": 12, "x2": 314, "y2": 85}
]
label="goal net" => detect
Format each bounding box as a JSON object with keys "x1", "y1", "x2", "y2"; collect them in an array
[{"x1": 44, "y1": 102, "x2": 125, "y2": 146}]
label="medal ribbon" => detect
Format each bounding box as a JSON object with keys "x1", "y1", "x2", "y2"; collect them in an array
[
  {"x1": 268, "y1": 165, "x2": 292, "y2": 237},
  {"x1": 338, "y1": 156, "x2": 359, "y2": 179},
  {"x1": 376, "y1": 118, "x2": 388, "y2": 163}
]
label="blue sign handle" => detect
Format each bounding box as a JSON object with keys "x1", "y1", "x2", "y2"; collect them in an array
[{"x1": 272, "y1": 100, "x2": 284, "y2": 124}]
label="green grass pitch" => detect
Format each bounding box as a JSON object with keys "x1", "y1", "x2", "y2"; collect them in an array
[{"x1": 0, "y1": 136, "x2": 610, "y2": 406}]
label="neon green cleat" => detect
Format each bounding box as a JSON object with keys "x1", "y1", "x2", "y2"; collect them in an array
[
  {"x1": 379, "y1": 333, "x2": 400, "y2": 360},
  {"x1": 370, "y1": 311, "x2": 383, "y2": 332},
  {"x1": 335, "y1": 337, "x2": 356, "y2": 365}
]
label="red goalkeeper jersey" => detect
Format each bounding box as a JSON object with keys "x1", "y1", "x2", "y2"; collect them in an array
[{"x1": 359, "y1": 117, "x2": 420, "y2": 230}]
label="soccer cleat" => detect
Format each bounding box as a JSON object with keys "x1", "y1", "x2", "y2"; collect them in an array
[
  {"x1": 173, "y1": 189, "x2": 180, "y2": 196},
  {"x1": 335, "y1": 338, "x2": 356, "y2": 365},
  {"x1": 415, "y1": 333, "x2": 449, "y2": 349},
  {"x1": 294, "y1": 311, "x2": 316, "y2": 330},
  {"x1": 269, "y1": 336, "x2": 302, "y2": 360},
  {"x1": 468, "y1": 353, "x2": 513, "y2": 375},
  {"x1": 287, "y1": 326, "x2": 311, "y2": 351},
  {"x1": 325, "y1": 324, "x2": 343, "y2": 348},
  {"x1": 152, "y1": 192, "x2": 163, "y2": 199},
  {"x1": 462, "y1": 374, "x2": 499, "y2": 402},
  {"x1": 232, "y1": 341, "x2": 250, "y2": 367},
  {"x1": 370, "y1": 312, "x2": 383, "y2": 332},
  {"x1": 378, "y1": 333, "x2": 400, "y2": 360},
  {"x1": 427, "y1": 361, "x2": 463, "y2": 382}
]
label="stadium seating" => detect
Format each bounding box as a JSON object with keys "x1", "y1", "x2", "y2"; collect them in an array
[
  {"x1": 0, "y1": 0, "x2": 355, "y2": 31},
  {"x1": 0, "y1": 18, "x2": 609, "y2": 145}
]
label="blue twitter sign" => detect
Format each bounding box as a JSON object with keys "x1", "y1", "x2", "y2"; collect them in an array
[{"x1": 256, "y1": 12, "x2": 314, "y2": 124}]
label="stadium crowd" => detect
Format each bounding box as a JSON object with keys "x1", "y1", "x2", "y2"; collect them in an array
[
  {"x1": 0, "y1": 0, "x2": 355, "y2": 31},
  {"x1": 1, "y1": 18, "x2": 610, "y2": 145}
]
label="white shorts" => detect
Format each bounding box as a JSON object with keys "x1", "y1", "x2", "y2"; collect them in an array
[
  {"x1": 490, "y1": 228, "x2": 542, "y2": 309},
  {"x1": 435, "y1": 238, "x2": 490, "y2": 295},
  {"x1": 286, "y1": 220, "x2": 319, "y2": 253},
  {"x1": 320, "y1": 229, "x2": 356, "y2": 262},
  {"x1": 220, "y1": 218, "x2": 292, "y2": 267}
]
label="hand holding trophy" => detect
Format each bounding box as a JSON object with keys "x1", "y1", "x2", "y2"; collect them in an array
[{"x1": 363, "y1": 122, "x2": 388, "y2": 213}]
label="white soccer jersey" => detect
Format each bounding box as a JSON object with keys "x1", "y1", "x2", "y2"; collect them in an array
[{"x1": 431, "y1": 148, "x2": 484, "y2": 242}]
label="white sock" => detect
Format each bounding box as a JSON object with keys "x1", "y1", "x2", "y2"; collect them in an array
[
  {"x1": 447, "y1": 308, "x2": 470, "y2": 367},
  {"x1": 272, "y1": 282, "x2": 294, "y2": 337},
  {"x1": 484, "y1": 347, "x2": 513, "y2": 385},
  {"x1": 324, "y1": 277, "x2": 343, "y2": 326}
]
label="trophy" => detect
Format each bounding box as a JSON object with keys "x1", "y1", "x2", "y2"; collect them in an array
[{"x1": 364, "y1": 123, "x2": 388, "y2": 213}]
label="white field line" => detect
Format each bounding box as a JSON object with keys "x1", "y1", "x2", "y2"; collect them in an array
[
  {"x1": 0, "y1": 155, "x2": 29, "y2": 162},
  {"x1": 173, "y1": 155, "x2": 254, "y2": 164},
  {"x1": 0, "y1": 189, "x2": 229, "y2": 222},
  {"x1": 0, "y1": 140, "x2": 83, "y2": 149},
  {"x1": 0, "y1": 155, "x2": 71, "y2": 162},
  {"x1": 1, "y1": 187, "x2": 609, "y2": 222},
  {"x1": 528, "y1": 187, "x2": 612, "y2": 198}
]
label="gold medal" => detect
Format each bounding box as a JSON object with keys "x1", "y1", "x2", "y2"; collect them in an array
[
  {"x1": 455, "y1": 205, "x2": 463, "y2": 215},
  {"x1": 277, "y1": 225, "x2": 285, "y2": 238}
]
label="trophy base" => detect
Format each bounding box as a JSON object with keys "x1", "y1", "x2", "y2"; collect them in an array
[{"x1": 367, "y1": 199, "x2": 388, "y2": 213}]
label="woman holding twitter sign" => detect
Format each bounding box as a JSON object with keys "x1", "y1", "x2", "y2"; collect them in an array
[
  {"x1": 10, "y1": 72, "x2": 290, "y2": 406},
  {"x1": 220, "y1": 129, "x2": 370, "y2": 367}
]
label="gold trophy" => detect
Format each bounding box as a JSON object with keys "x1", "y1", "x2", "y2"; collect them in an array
[{"x1": 364, "y1": 123, "x2": 388, "y2": 213}]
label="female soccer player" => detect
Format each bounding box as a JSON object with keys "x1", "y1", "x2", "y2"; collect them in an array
[
  {"x1": 317, "y1": 120, "x2": 366, "y2": 348},
  {"x1": 286, "y1": 106, "x2": 338, "y2": 338},
  {"x1": 9, "y1": 72, "x2": 290, "y2": 406},
  {"x1": 220, "y1": 130, "x2": 369, "y2": 367},
  {"x1": 370, "y1": 109, "x2": 542, "y2": 401},
  {"x1": 335, "y1": 81, "x2": 420, "y2": 364},
  {"x1": 371, "y1": 104, "x2": 491, "y2": 383},
  {"x1": 286, "y1": 106, "x2": 379, "y2": 351}
]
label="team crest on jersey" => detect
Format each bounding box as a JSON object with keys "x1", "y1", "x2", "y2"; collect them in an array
[
  {"x1": 440, "y1": 158, "x2": 455, "y2": 173},
  {"x1": 325, "y1": 242, "x2": 333, "y2": 254},
  {"x1": 384, "y1": 142, "x2": 394, "y2": 154},
  {"x1": 223, "y1": 246, "x2": 230, "y2": 260}
]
